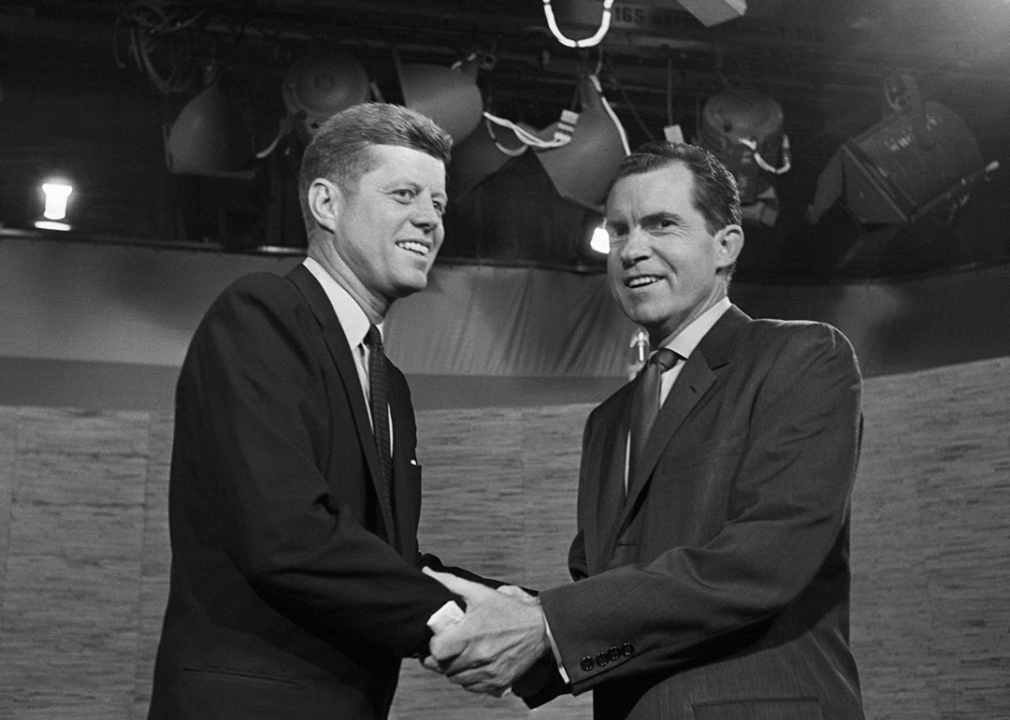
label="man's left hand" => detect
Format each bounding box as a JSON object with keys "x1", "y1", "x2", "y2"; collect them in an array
[{"x1": 421, "y1": 568, "x2": 550, "y2": 697}]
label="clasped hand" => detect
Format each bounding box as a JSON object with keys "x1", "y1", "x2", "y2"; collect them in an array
[{"x1": 421, "y1": 568, "x2": 550, "y2": 697}]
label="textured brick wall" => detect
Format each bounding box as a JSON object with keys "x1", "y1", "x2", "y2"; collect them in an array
[
  {"x1": 849, "y1": 356, "x2": 1010, "y2": 720},
  {"x1": 0, "y1": 356, "x2": 1007, "y2": 719}
]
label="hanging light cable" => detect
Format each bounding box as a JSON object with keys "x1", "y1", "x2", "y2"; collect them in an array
[{"x1": 543, "y1": 0, "x2": 615, "y2": 48}]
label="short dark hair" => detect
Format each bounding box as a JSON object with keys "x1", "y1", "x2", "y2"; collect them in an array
[
  {"x1": 612, "y1": 142, "x2": 742, "y2": 234},
  {"x1": 298, "y1": 103, "x2": 453, "y2": 225}
]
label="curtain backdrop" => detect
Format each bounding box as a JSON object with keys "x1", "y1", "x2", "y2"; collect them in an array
[{"x1": 1, "y1": 238, "x2": 1009, "y2": 413}]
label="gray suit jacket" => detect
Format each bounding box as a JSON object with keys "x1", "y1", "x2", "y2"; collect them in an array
[{"x1": 529, "y1": 306, "x2": 865, "y2": 720}]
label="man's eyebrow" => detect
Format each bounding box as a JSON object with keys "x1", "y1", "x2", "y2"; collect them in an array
[
  {"x1": 640, "y1": 211, "x2": 684, "y2": 226},
  {"x1": 605, "y1": 211, "x2": 685, "y2": 232}
]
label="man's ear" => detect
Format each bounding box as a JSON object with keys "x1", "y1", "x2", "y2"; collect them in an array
[
  {"x1": 307, "y1": 178, "x2": 341, "y2": 232},
  {"x1": 715, "y1": 224, "x2": 744, "y2": 270}
]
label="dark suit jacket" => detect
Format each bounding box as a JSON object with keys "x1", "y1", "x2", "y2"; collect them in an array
[
  {"x1": 529, "y1": 306, "x2": 865, "y2": 720},
  {"x1": 148, "y1": 266, "x2": 457, "y2": 720}
]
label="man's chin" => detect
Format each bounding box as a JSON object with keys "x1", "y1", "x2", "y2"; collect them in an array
[
  {"x1": 619, "y1": 298, "x2": 665, "y2": 328},
  {"x1": 389, "y1": 273, "x2": 431, "y2": 299}
]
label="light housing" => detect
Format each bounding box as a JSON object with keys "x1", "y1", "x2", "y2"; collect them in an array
[
  {"x1": 164, "y1": 84, "x2": 256, "y2": 180},
  {"x1": 34, "y1": 180, "x2": 74, "y2": 231}
]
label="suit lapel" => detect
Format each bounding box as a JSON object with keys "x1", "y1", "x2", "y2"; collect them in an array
[
  {"x1": 624, "y1": 357, "x2": 716, "y2": 505},
  {"x1": 594, "y1": 388, "x2": 634, "y2": 567},
  {"x1": 614, "y1": 306, "x2": 751, "y2": 544},
  {"x1": 287, "y1": 265, "x2": 397, "y2": 541}
]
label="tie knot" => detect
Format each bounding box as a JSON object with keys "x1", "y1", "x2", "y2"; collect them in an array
[
  {"x1": 365, "y1": 325, "x2": 383, "y2": 352},
  {"x1": 650, "y1": 348, "x2": 678, "y2": 372}
]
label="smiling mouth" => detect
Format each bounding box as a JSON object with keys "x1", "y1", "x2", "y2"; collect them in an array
[
  {"x1": 626, "y1": 275, "x2": 661, "y2": 289},
  {"x1": 396, "y1": 240, "x2": 430, "y2": 257}
]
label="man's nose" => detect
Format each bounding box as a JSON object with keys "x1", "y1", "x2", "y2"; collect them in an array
[
  {"x1": 412, "y1": 197, "x2": 442, "y2": 228},
  {"x1": 618, "y1": 227, "x2": 650, "y2": 265}
]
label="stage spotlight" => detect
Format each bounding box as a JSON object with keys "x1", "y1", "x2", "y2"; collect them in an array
[
  {"x1": 449, "y1": 69, "x2": 626, "y2": 226},
  {"x1": 397, "y1": 57, "x2": 483, "y2": 144},
  {"x1": 164, "y1": 84, "x2": 256, "y2": 180},
  {"x1": 697, "y1": 87, "x2": 790, "y2": 226},
  {"x1": 34, "y1": 180, "x2": 73, "y2": 231},
  {"x1": 542, "y1": 0, "x2": 615, "y2": 48},
  {"x1": 283, "y1": 45, "x2": 370, "y2": 142},
  {"x1": 534, "y1": 73, "x2": 630, "y2": 212},
  {"x1": 589, "y1": 223, "x2": 610, "y2": 254},
  {"x1": 576, "y1": 213, "x2": 611, "y2": 262},
  {"x1": 677, "y1": 0, "x2": 746, "y2": 26},
  {"x1": 447, "y1": 117, "x2": 527, "y2": 198},
  {"x1": 809, "y1": 76, "x2": 995, "y2": 226}
]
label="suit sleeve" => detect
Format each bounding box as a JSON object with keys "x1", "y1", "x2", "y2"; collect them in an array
[
  {"x1": 177, "y1": 275, "x2": 456, "y2": 658},
  {"x1": 537, "y1": 323, "x2": 862, "y2": 694}
]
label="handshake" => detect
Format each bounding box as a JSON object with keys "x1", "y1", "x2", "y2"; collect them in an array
[{"x1": 421, "y1": 568, "x2": 554, "y2": 698}]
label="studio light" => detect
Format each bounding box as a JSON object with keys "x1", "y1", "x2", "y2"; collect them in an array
[
  {"x1": 677, "y1": 0, "x2": 746, "y2": 26},
  {"x1": 533, "y1": 73, "x2": 630, "y2": 212},
  {"x1": 458, "y1": 71, "x2": 628, "y2": 212},
  {"x1": 447, "y1": 117, "x2": 527, "y2": 198},
  {"x1": 809, "y1": 75, "x2": 997, "y2": 226},
  {"x1": 282, "y1": 46, "x2": 370, "y2": 142},
  {"x1": 697, "y1": 87, "x2": 790, "y2": 227},
  {"x1": 576, "y1": 215, "x2": 611, "y2": 262},
  {"x1": 164, "y1": 83, "x2": 256, "y2": 180},
  {"x1": 397, "y1": 56, "x2": 483, "y2": 145},
  {"x1": 34, "y1": 181, "x2": 73, "y2": 231},
  {"x1": 589, "y1": 224, "x2": 610, "y2": 254},
  {"x1": 542, "y1": 0, "x2": 615, "y2": 48}
]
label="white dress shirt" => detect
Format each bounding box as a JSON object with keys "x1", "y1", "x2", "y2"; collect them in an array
[
  {"x1": 657, "y1": 296, "x2": 731, "y2": 405},
  {"x1": 303, "y1": 257, "x2": 386, "y2": 437},
  {"x1": 303, "y1": 258, "x2": 463, "y2": 636}
]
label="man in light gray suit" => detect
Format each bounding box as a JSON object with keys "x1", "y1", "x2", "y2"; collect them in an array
[{"x1": 423, "y1": 142, "x2": 865, "y2": 720}]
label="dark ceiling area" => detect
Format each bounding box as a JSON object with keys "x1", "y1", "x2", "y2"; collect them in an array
[{"x1": 1, "y1": 0, "x2": 1009, "y2": 283}]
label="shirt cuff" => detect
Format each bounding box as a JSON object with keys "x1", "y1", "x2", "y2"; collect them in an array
[
  {"x1": 427, "y1": 600, "x2": 464, "y2": 634},
  {"x1": 543, "y1": 614, "x2": 570, "y2": 683}
]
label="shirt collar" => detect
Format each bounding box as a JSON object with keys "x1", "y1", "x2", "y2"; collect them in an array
[
  {"x1": 302, "y1": 257, "x2": 381, "y2": 349},
  {"x1": 664, "y1": 296, "x2": 731, "y2": 360}
]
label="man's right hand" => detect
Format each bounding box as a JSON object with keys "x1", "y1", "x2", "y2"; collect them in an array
[{"x1": 421, "y1": 568, "x2": 551, "y2": 697}]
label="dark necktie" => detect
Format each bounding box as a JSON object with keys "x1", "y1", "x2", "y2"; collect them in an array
[
  {"x1": 364, "y1": 325, "x2": 392, "y2": 491},
  {"x1": 627, "y1": 348, "x2": 678, "y2": 492}
]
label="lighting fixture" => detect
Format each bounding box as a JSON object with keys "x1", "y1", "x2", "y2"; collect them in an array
[
  {"x1": 589, "y1": 224, "x2": 610, "y2": 254},
  {"x1": 34, "y1": 181, "x2": 73, "y2": 231},
  {"x1": 543, "y1": 0, "x2": 615, "y2": 48}
]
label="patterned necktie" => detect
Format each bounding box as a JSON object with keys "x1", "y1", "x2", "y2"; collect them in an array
[
  {"x1": 627, "y1": 348, "x2": 678, "y2": 492},
  {"x1": 364, "y1": 325, "x2": 392, "y2": 490}
]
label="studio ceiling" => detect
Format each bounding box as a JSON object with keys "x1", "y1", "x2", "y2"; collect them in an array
[{"x1": 2, "y1": 0, "x2": 1009, "y2": 282}]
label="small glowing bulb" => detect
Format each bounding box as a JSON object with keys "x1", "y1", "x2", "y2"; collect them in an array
[
  {"x1": 42, "y1": 182, "x2": 73, "y2": 221},
  {"x1": 589, "y1": 225, "x2": 610, "y2": 254}
]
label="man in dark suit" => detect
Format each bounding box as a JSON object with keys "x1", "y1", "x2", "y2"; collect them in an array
[
  {"x1": 424, "y1": 142, "x2": 865, "y2": 719},
  {"x1": 148, "y1": 103, "x2": 464, "y2": 720}
]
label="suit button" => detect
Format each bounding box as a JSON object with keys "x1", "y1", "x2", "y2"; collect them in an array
[
  {"x1": 595, "y1": 652, "x2": 610, "y2": 667},
  {"x1": 608, "y1": 646, "x2": 622, "y2": 661},
  {"x1": 622, "y1": 643, "x2": 634, "y2": 656},
  {"x1": 580, "y1": 656, "x2": 595, "y2": 672}
]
